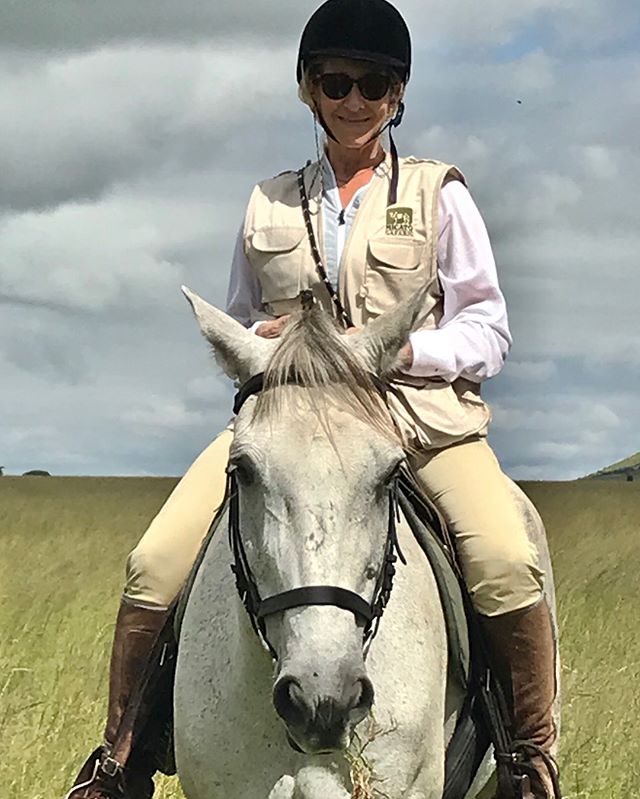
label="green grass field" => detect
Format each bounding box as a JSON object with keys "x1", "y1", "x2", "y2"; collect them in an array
[{"x1": 1, "y1": 476, "x2": 638, "y2": 799}]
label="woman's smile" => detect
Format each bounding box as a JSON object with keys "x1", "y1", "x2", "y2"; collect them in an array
[{"x1": 336, "y1": 114, "x2": 371, "y2": 124}]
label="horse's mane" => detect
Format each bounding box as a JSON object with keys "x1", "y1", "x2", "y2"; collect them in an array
[{"x1": 253, "y1": 307, "x2": 401, "y2": 445}]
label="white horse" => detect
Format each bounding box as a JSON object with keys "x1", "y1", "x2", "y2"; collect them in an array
[{"x1": 174, "y1": 288, "x2": 559, "y2": 799}]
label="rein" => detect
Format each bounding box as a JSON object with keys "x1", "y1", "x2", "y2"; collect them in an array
[{"x1": 228, "y1": 371, "x2": 406, "y2": 660}]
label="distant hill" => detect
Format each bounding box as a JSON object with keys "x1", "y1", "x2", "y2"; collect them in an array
[{"x1": 585, "y1": 451, "x2": 640, "y2": 481}]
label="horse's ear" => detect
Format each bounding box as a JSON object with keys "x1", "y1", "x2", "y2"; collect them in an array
[
  {"x1": 182, "y1": 286, "x2": 276, "y2": 384},
  {"x1": 347, "y1": 287, "x2": 428, "y2": 377}
]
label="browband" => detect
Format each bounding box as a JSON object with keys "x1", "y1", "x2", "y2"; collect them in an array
[{"x1": 233, "y1": 371, "x2": 388, "y2": 416}]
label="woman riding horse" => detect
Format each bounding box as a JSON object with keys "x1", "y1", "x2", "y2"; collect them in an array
[{"x1": 66, "y1": 1, "x2": 559, "y2": 797}]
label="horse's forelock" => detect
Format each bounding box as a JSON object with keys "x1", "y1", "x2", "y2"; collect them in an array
[{"x1": 252, "y1": 308, "x2": 400, "y2": 444}]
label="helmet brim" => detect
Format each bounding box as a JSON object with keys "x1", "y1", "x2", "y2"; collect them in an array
[{"x1": 304, "y1": 47, "x2": 408, "y2": 72}]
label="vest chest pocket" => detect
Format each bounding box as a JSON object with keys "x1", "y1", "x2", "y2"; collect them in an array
[
  {"x1": 248, "y1": 227, "x2": 307, "y2": 303},
  {"x1": 363, "y1": 237, "x2": 428, "y2": 315}
]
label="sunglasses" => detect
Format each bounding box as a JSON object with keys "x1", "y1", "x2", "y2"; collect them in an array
[{"x1": 318, "y1": 72, "x2": 392, "y2": 102}]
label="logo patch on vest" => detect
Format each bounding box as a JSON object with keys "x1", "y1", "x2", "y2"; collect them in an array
[{"x1": 386, "y1": 207, "x2": 413, "y2": 236}]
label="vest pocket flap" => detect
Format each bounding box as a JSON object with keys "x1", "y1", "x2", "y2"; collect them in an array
[
  {"x1": 368, "y1": 238, "x2": 424, "y2": 269},
  {"x1": 252, "y1": 227, "x2": 306, "y2": 253}
]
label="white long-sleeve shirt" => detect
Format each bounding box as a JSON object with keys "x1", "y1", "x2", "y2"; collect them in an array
[{"x1": 226, "y1": 159, "x2": 512, "y2": 384}]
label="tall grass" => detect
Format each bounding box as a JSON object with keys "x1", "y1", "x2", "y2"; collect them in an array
[{"x1": 1, "y1": 476, "x2": 638, "y2": 798}]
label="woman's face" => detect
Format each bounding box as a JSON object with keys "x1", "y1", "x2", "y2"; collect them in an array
[{"x1": 311, "y1": 57, "x2": 399, "y2": 149}]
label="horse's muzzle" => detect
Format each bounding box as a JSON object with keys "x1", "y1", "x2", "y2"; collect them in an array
[{"x1": 273, "y1": 673, "x2": 374, "y2": 753}]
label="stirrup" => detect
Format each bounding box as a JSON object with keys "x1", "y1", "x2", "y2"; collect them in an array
[
  {"x1": 62, "y1": 746, "x2": 124, "y2": 799},
  {"x1": 62, "y1": 756, "x2": 100, "y2": 799},
  {"x1": 495, "y1": 751, "x2": 529, "y2": 799},
  {"x1": 496, "y1": 742, "x2": 561, "y2": 799},
  {"x1": 512, "y1": 740, "x2": 561, "y2": 798},
  {"x1": 496, "y1": 741, "x2": 561, "y2": 799}
]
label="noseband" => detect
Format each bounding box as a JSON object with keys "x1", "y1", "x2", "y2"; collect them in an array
[{"x1": 228, "y1": 372, "x2": 406, "y2": 660}]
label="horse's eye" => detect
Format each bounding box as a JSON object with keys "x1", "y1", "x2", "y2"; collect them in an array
[
  {"x1": 365, "y1": 565, "x2": 377, "y2": 581},
  {"x1": 229, "y1": 457, "x2": 256, "y2": 486}
]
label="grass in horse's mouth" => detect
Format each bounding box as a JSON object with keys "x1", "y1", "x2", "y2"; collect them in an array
[{"x1": 345, "y1": 714, "x2": 397, "y2": 799}]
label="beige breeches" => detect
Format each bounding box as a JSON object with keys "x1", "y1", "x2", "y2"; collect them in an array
[
  {"x1": 125, "y1": 430, "x2": 234, "y2": 609},
  {"x1": 125, "y1": 431, "x2": 543, "y2": 616},
  {"x1": 408, "y1": 439, "x2": 544, "y2": 616}
]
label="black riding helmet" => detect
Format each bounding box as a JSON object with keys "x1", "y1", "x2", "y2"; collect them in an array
[
  {"x1": 297, "y1": 0, "x2": 412, "y2": 84},
  {"x1": 297, "y1": 0, "x2": 412, "y2": 206}
]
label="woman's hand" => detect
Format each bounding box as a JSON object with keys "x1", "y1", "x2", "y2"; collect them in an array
[
  {"x1": 345, "y1": 326, "x2": 414, "y2": 370},
  {"x1": 255, "y1": 315, "x2": 292, "y2": 338},
  {"x1": 396, "y1": 342, "x2": 414, "y2": 371}
]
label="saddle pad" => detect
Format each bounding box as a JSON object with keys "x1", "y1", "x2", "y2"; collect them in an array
[
  {"x1": 397, "y1": 486, "x2": 470, "y2": 690},
  {"x1": 175, "y1": 503, "x2": 228, "y2": 640}
]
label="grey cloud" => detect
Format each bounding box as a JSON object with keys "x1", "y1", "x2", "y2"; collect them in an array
[
  {"x1": 499, "y1": 357, "x2": 639, "y2": 397},
  {"x1": 0, "y1": 304, "x2": 234, "y2": 476},
  {"x1": 2, "y1": 3, "x2": 639, "y2": 478},
  {"x1": 413, "y1": 0, "x2": 639, "y2": 51},
  {"x1": 485, "y1": 359, "x2": 638, "y2": 480},
  {"x1": 0, "y1": 1, "x2": 309, "y2": 52},
  {"x1": 4, "y1": 1, "x2": 636, "y2": 55},
  {"x1": 3, "y1": 331, "x2": 88, "y2": 385},
  {"x1": 0, "y1": 205, "x2": 183, "y2": 313},
  {"x1": 0, "y1": 292, "x2": 95, "y2": 315},
  {"x1": 549, "y1": 0, "x2": 639, "y2": 47},
  {"x1": 0, "y1": 44, "x2": 295, "y2": 212},
  {"x1": 0, "y1": 0, "x2": 516, "y2": 54},
  {"x1": 0, "y1": 181, "x2": 266, "y2": 316},
  {"x1": 503, "y1": 360, "x2": 558, "y2": 383}
]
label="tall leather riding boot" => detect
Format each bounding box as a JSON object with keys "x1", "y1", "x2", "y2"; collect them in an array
[
  {"x1": 65, "y1": 596, "x2": 171, "y2": 799},
  {"x1": 480, "y1": 598, "x2": 561, "y2": 799}
]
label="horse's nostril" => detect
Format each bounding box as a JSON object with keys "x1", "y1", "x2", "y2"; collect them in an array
[
  {"x1": 273, "y1": 675, "x2": 306, "y2": 724},
  {"x1": 356, "y1": 676, "x2": 375, "y2": 713}
]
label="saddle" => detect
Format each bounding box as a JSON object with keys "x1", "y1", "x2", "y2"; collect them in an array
[{"x1": 116, "y1": 470, "x2": 514, "y2": 798}]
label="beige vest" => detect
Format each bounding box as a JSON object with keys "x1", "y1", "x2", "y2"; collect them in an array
[{"x1": 242, "y1": 155, "x2": 491, "y2": 451}]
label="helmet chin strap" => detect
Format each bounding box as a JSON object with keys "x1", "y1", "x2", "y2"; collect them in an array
[{"x1": 314, "y1": 101, "x2": 405, "y2": 207}]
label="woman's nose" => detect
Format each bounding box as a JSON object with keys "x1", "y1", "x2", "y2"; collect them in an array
[{"x1": 342, "y1": 84, "x2": 366, "y2": 109}]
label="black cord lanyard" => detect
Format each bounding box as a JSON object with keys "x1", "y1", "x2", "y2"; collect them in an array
[{"x1": 296, "y1": 167, "x2": 354, "y2": 330}]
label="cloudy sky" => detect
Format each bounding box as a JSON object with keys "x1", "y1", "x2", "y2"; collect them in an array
[{"x1": 1, "y1": 1, "x2": 638, "y2": 480}]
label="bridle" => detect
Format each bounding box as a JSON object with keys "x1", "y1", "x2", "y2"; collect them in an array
[{"x1": 227, "y1": 371, "x2": 406, "y2": 661}]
